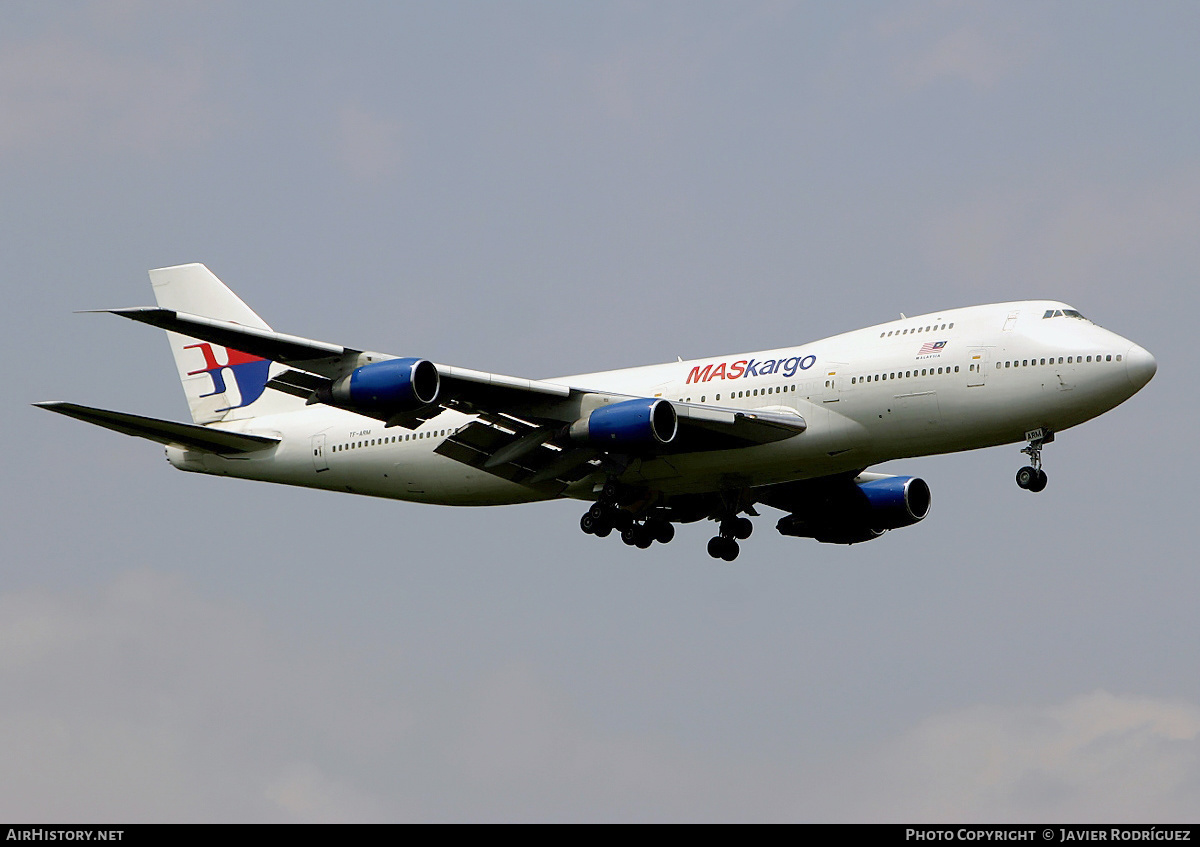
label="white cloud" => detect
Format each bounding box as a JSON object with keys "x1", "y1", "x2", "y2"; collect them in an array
[
  {"x1": 4, "y1": 573, "x2": 1196, "y2": 821},
  {"x1": 920, "y1": 168, "x2": 1200, "y2": 294},
  {"x1": 587, "y1": 38, "x2": 699, "y2": 132},
  {"x1": 0, "y1": 573, "x2": 792, "y2": 821},
  {"x1": 0, "y1": 34, "x2": 218, "y2": 160},
  {"x1": 265, "y1": 762, "x2": 393, "y2": 823},
  {"x1": 869, "y1": 1, "x2": 1044, "y2": 92},
  {"x1": 448, "y1": 662, "x2": 766, "y2": 820},
  {"x1": 335, "y1": 103, "x2": 405, "y2": 184},
  {"x1": 0, "y1": 571, "x2": 409, "y2": 822},
  {"x1": 896, "y1": 24, "x2": 1021, "y2": 90},
  {"x1": 802, "y1": 691, "x2": 1200, "y2": 822}
]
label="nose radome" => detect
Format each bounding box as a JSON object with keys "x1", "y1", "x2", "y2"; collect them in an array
[{"x1": 1125, "y1": 343, "x2": 1157, "y2": 390}]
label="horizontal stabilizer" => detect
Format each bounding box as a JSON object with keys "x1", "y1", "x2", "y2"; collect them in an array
[{"x1": 33, "y1": 402, "x2": 280, "y2": 454}]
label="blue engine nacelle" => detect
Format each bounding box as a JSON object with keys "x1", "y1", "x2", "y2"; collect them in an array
[
  {"x1": 568, "y1": 398, "x2": 678, "y2": 449},
  {"x1": 324, "y1": 357, "x2": 440, "y2": 412},
  {"x1": 776, "y1": 474, "x2": 931, "y2": 543},
  {"x1": 853, "y1": 475, "x2": 932, "y2": 530}
]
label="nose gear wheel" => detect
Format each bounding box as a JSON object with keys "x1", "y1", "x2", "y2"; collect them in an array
[{"x1": 1016, "y1": 429, "x2": 1053, "y2": 493}]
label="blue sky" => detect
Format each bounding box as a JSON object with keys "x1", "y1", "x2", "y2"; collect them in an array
[{"x1": 2, "y1": 1, "x2": 1197, "y2": 821}]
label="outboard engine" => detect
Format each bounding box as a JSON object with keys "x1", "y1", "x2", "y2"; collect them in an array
[
  {"x1": 569, "y1": 398, "x2": 677, "y2": 449},
  {"x1": 318, "y1": 357, "x2": 440, "y2": 414}
]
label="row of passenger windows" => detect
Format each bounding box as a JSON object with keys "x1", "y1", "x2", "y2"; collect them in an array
[
  {"x1": 852, "y1": 366, "x2": 959, "y2": 384},
  {"x1": 847, "y1": 353, "x2": 1122, "y2": 384},
  {"x1": 333, "y1": 428, "x2": 453, "y2": 453},
  {"x1": 677, "y1": 385, "x2": 799, "y2": 403},
  {"x1": 879, "y1": 322, "x2": 954, "y2": 338},
  {"x1": 997, "y1": 354, "x2": 1120, "y2": 368}
]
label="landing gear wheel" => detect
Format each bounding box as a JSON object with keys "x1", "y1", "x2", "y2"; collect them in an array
[
  {"x1": 621, "y1": 524, "x2": 653, "y2": 548},
  {"x1": 1017, "y1": 428, "x2": 1053, "y2": 493},
  {"x1": 593, "y1": 520, "x2": 613, "y2": 538},
  {"x1": 588, "y1": 502, "x2": 608, "y2": 520},
  {"x1": 580, "y1": 513, "x2": 597, "y2": 534},
  {"x1": 707, "y1": 536, "x2": 740, "y2": 561},
  {"x1": 732, "y1": 517, "x2": 753, "y2": 540},
  {"x1": 652, "y1": 521, "x2": 675, "y2": 544}
]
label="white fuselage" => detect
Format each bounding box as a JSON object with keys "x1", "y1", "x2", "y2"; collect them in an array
[{"x1": 168, "y1": 301, "x2": 1155, "y2": 505}]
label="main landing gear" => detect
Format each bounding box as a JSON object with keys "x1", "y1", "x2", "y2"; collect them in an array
[
  {"x1": 579, "y1": 483, "x2": 676, "y2": 549},
  {"x1": 1015, "y1": 428, "x2": 1053, "y2": 493},
  {"x1": 706, "y1": 516, "x2": 753, "y2": 562},
  {"x1": 579, "y1": 481, "x2": 758, "y2": 559}
]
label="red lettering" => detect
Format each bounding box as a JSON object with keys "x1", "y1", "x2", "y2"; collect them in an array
[
  {"x1": 686, "y1": 364, "x2": 713, "y2": 384},
  {"x1": 708, "y1": 362, "x2": 727, "y2": 381},
  {"x1": 729, "y1": 360, "x2": 747, "y2": 379}
]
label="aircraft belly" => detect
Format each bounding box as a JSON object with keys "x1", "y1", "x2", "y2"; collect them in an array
[
  {"x1": 188, "y1": 437, "x2": 551, "y2": 507},
  {"x1": 386, "y1": 457, "x2": 550, "y2": 506},
  {"x1": 352, "y1": 450, "x2": 550, "y2": 506}
]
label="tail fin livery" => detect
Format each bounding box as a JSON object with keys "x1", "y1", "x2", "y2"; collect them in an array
[{"x1": 149, "y1": 263, "x2": 301, "y2": 423}]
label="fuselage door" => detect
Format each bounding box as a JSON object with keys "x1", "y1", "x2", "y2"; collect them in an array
[
  {"x1": 311, "y1": 433, "x2": 329, "y2": 472},
  {"x1": 967, "y1": 348, "x2": 988, "y2": 387},
  {"x1": 823, "y1": 364, "x2": 845, "y2": 403}
]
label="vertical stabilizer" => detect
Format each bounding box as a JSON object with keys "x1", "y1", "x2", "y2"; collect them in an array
[{"x1": 149, "y1": 263, "x2": 301, "y2": 424}]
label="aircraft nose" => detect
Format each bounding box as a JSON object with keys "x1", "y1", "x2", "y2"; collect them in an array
[{"x1": 1125, "y1": 343, "x2": 1157, "y2": 391}]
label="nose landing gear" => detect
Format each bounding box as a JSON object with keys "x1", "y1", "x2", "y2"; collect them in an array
[{"x1": 1016, "y1": 428, "x2": 1052, "y2": 493}]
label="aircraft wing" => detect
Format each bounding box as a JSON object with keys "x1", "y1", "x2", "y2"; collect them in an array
[
  {"x1": 102, "y1": 306, "x2": 574, "y2": 404},
  {"x1": 99, "y1": 307, "x2": 368, "y2": 378},
  {"x1": 101, "y1": 306, "x2": 805, "y2": 489},
  {"x1": 34, "y1": 401, "x2": 279, "y2": 454},
  {"x1": 433, "y1": 403, "x2": 806, "y2": 494}
]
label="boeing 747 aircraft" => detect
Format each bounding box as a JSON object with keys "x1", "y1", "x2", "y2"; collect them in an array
[{"x1": 37, "y1": 264, "x2": 1156, "y2": 560}]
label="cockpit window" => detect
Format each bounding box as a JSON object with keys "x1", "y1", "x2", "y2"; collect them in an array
[{"x1": 1043, "y1": 309, "x2": 1088, "y2": 320}]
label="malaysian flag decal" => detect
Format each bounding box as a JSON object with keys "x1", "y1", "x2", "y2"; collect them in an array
[{"x1": 918, "y1": 340, "x2": 947, "y2": 356}]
